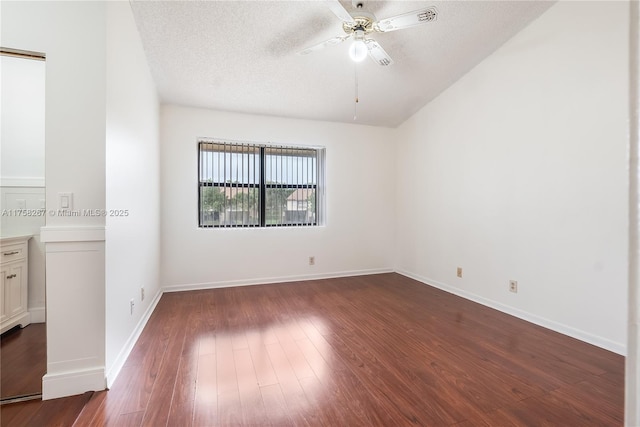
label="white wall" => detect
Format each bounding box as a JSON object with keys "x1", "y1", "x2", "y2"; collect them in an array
[
  {"x1": 105, "y1": 1, "x2": 161, "y2": 384},
  {"x1": 396, "y1": 1, "x2": 629, "y2": 354},
  {"x1": 161, "y1": 105, "x2": 395, "y2": 290},
  {"x1": 1, "y1": 2, "x2": 107, "y2": 228},
  {"x1": 0, "y1": 55, "x2": 45, "y2": 186},
  {"x1": 1, "y1": 0, "x2": 107, "y2": 398}
]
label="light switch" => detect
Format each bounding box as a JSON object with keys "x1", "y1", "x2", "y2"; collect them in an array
[{"x1": 59, "y1": 192, "x2": 73, "y2": 210}]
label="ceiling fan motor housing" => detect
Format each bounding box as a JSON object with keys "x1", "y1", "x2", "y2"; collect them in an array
[{"x1": 342, "y1": 12, "x2": 376, "y2": 35}]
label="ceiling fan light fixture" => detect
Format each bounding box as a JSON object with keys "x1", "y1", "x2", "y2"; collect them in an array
[{"x1": 349, "y1": 40, "x2": 368, "y2": 62}]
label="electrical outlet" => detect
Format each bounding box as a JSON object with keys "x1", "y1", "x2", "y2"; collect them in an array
[
  {"x1": 141, "y1": 287, "x2": 145, "y2": 301},
  {"x1": 509, "y1": 280, "x2": 518, "y2": 293},
  {"x1": 309, "y1": 256, "x2": 315, "y2": 266},
  {"x1": 130, "y1": 299, "x2": 135, "y2": 314},
  {"x1": 456, "y1": 267, "x2": 463, "y2": 278}
]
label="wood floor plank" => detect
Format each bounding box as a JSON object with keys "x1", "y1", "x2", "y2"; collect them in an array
[
  {"x1": 139, "y1": 292, "x2": 191, "y2": 427},
  {"x1": 193, "y1": 353, "x2": 217, "y2": 426},
  {"x1": 72, "y1": 390, "x2": 107, "y2": 426},
  {"x1": 548, "y1": 377, "x2": 624, "y2": 425},
  {"x1": 326, "y1": 329, "x2": 464, "y2": 426},
  {"x1": 272, "y1": 326, "x2": 315, "y2": 381},
  {"x1": 116, "y1": 410, "x2": 144, "y2": 427},
  {"x1": 215, "y1": 333, "x2": 238, "y2": 395},
  {"x1": 166, "y1": 295, "x2": 202, "y2": 427},
  {"x1": 245, "y1": 330, "x2": 279, "y2": 387},
  {"x1": 0, "y1": 392, "x2": 93, "y2": 427},
  {"x1": 0, "y1": 399, "x2": 43, "y2": 427},
  {"x1": 217, "y1": 390, "x2": 243, "y2": 426},
  {"x1": 124, "y1": 296, "x2": 173, "y2": 365},
  {"x1": 165, "y1": 349, "x2": 198, "y2": 426},
  {"x1": 294, "y1": 337, "x2": 330, "y2": 380},
  {"x1": 297, "y1": 376, "x2": 334, "y2": 426},
  {"x1": 264, "y1": 342, "x2": 310, "y2": 424},
  {"x1": 296, "y1": 317, "x2": 342, "y2": 371},
  {"x1": 234, "y1": 347, "x2": 268, "y2": 425},
  {"x1": 0, "y1": 323, "x2": 46, "y2": 399},
  {"x1": 32, "y1": 392, "x2": 94, "y2": 427},
  {"x1": 114, "y1": 294, "x2": 185, "y2": 419},
  {"x1": 489, "y1": 391, "x2": 613, "y2": 426},
  {"x1": 259, "y1": 383, "x2": 292, "y2": 427},
  {"x1": 444, "y1": 339, "x2": 551, "y2": 399},
  {"x1": 231, "y1": 333, "x2": 249, "y2": 351},
  {"x1": 197, "y1": 333, "x2": 216, "y2": 356},
  {"x1": 82, "y1": 365, "x2": 142, "y2": 427}
]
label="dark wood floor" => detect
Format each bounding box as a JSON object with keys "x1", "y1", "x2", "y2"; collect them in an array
[
  {"x1": 0, "y1": 393, "x2": 92, "y2": 427},
  {"x1": 3, "y1": 273, "x2": 625, "y2": 426},
  {"x1": 0, "y1": 323, "x2": 46, "y2": 399}
]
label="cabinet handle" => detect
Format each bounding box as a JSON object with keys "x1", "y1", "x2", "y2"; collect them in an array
[
  {"x1": 3, "y1": 251, "x2": 19, "y2": 256},
  {"x1": 6, "y1": 274, "x2": 16, "y2": 279}
]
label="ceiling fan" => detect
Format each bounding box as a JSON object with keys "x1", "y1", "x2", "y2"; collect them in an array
[{"x1": 299, "y1": 1, "x2": 438, "y2": 66}]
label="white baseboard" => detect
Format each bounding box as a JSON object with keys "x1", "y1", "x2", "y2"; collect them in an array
[
  {"x1": 42, "y1": 367, "x2": 106, "y2": 400},
  {"x1": 105, "y1": 289, "x2": 163, "y2": 388},
  {"x1": 29, "y1": 306, "x2": 45, "y2": 323},
  {"x1": 162, "y1": 268, "x2": 394, "y2": 293},
  {"x1": 397, "y1": 270, "x2": 626, "y2": 356}
]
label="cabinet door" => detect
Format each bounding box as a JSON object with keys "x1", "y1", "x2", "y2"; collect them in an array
[
  {"x1": 0, "y1": 265, "x2": 7, "y2": 323},
  {"x1": 2, "y1": 264, "x2": 26, "y2": 320}
]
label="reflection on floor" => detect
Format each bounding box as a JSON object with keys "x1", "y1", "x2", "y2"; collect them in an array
[{"x1": 0, "y1": 323, "x2": 46, "y2": 400}]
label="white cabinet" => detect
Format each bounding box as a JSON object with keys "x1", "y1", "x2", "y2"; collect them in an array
[{"x1": 0, "y1": 236, "x2": 31, "y2": 334}]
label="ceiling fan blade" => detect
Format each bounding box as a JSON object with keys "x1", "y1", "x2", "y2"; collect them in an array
[
  {"x1": 375, "y1": 6, "x2": 437, "y2": 33},
  {"x1": 298, "y1": 35, "x2": 350, "y2": 56},
  {"x1": 365, "y1": 39, "x2": 394, "y2": 66},
  {"x1": 327, "y1": 0, "x2": 354, "y2": 23}
]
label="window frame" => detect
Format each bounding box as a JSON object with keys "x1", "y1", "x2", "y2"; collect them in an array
[{"x1": 198, "y1": 140, "x2": 324, "y2": 228}]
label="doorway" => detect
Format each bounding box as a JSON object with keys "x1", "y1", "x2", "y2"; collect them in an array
[{"x1": 0, "y1": 47, "x2": 47, "y2": 403}]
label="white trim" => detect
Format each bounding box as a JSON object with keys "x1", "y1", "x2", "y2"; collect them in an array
[
  {"x1": 0, "y1": 234, "x2": 33, "y2": 244},
  {"x1": 40, "y1": 226, "x2": 105, "y2": 243},
  {"x1": 163, "y1": 268, "x2": 394, "y2": 293},
  {"x1": 44, "y1": 240, "x2": 104, "y2": 254},
  {"x1": 627, "y1": 0, "x2": 640, "y2": 423},
  {"x1": 29, "y1": 306, "x2": 45, "y2": 323},
  {"x1": 396, "y1": 269, "x2": 626, "y2": 356},
  {"x1": 106, "y1": 288, "x2": 163, "y2": 388},
  {"x1": 0, "y1": 177, "x2": 45, "y2": 187},
  {"x1": 42, "y1": 367, "x2": 106, "y2": 400}
]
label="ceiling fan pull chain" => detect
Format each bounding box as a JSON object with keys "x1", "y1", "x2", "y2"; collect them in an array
[{"x1": 354, "y1": 63, "x2": 359, "y2": 120}]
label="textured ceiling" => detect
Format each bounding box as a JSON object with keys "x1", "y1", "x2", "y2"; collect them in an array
[{"x1": 130, "y1": 1, "x2": 553, "y2": 128}]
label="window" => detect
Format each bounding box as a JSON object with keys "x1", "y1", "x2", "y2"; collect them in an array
[{"x1": 198, "y1": 141, "x2": 325, "y2": 228}]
